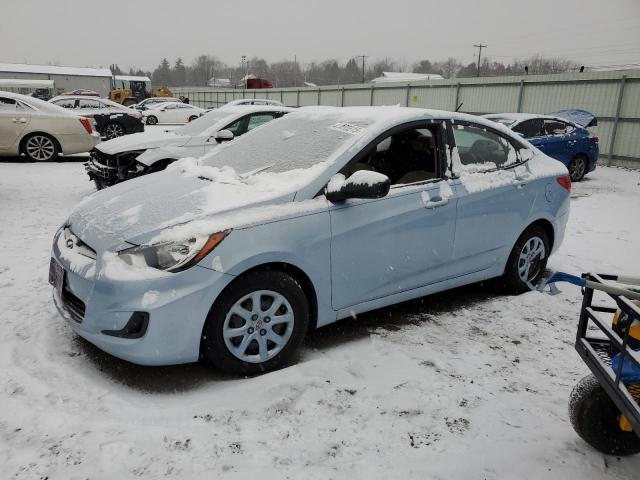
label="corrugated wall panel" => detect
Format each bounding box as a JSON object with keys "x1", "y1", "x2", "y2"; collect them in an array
[
  {"x1": 613, "y1": 122, "x2": 640, "y2": 158},
  {"x1": 343, "y1": 88, "x2": 372, "y2": 106},
  {"x1": 373, "y1": 86, "x2": 406, "y2": 106},
  {"x1": 619, "y1": 80, "x2": 640, "y2": 118},
  {"x1": 299, "y1": 90, "x2": 319, "y2": 106},
  {"x1": 282, "y1": 91, "x2": 298, "y2": 106},
  {"x1": 171, "y1": 70, "x2": 640, "y2": 167},
  {"x1": 319, "y1": 89, "x2": 341, "y2": 106},
  {"x1": 521, "y1": 81, "x2": 617, "y2": 116}
]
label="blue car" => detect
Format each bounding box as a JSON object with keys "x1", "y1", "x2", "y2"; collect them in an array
[
  {"x1": 50, "y1": 107, "x2": 571, "y2": 375},
  {"x1": 484, "y1": 109, "x2": 599, "y2": 182}
]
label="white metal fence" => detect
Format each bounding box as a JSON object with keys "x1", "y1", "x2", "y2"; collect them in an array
[{"x1": 173, "y1": 69, "x2": 640, "y2": 169}]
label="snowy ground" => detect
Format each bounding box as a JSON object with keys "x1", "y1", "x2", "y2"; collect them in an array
[{"x1": 0, "y1": 160, "x2": 639, "y2": 479}]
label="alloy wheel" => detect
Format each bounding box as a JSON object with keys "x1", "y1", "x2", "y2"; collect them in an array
[
  {"x1": 518, "y1": 236, "x2": 546, "y2": 282},
  {"x1": 223, "y1": 290, "x2": 295, "y2": 363},
  {"x1": 25, "y1": 135, "x2": 56, "y2": 161},
  {"x1": 105, "y1": 123, "x2": 125, "y2": 139},
  {"x1": 569, "y1": 157, "x2": 586, "y2": 182}
]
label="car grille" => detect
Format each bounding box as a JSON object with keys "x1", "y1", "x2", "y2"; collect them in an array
[
  {"x1": 61, "y1": 285, "x2": 86, "y2": 323},
  {"x1": 86, "y1": 149, "x2": 146, "y2": 186}
]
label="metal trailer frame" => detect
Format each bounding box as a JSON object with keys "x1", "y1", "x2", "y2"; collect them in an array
[{"x1": 575, "y1": 273, "x2": 640, "y2": 436}]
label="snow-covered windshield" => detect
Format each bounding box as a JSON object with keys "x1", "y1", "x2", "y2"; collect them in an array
[
  {"x1": 202, "y1": 110, "x2": 373, "y2": 174},
  {"x1": 174, "y1": 109, "x2": 236, "y2": 136}
]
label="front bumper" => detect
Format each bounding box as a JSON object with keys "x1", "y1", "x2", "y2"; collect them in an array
[
  {"x1": 51, "y1": 232, "x2": 236, "y2": 366},
  {"x1": 85, "y1": 149, "x2": 146, "y2": 187}
]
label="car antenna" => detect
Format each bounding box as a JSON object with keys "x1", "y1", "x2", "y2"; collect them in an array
[{"x1": 455, "y1": 102, "x2": 463, "y2": 112}]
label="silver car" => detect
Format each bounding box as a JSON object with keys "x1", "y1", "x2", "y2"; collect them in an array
[{"x1": 0, "y1": 91, "x2": 100, "y2": 161}]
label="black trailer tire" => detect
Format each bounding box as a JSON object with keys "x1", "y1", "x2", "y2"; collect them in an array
[
  {"x1": 146, "y1": 115, "x2": 158, "y2": 125},
  {"x1": 500, "y1": 225, "x2": 550, "y2": 294},
  {"x1": 202, "y1": 270, "x2": 309, "y2": 376},
  {"x1": 568, "y1": 155, "x2": 587, "y2": 182},
  {"x1": 569, "y1": 374, "x2": 640, "y2": 456}
]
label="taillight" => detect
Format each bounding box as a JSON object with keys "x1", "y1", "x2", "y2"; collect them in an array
[
  {"x1": 557, "y1": 175, "x2": 572, "y2": 191},
  {"x1": 590, "y1": 136, "x2": 599, "y2": 144},
  {"x1": 79, "y1": 118, "x2": 93, "y2": 134}
]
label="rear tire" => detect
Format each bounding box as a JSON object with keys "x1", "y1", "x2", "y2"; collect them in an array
[
  {"x1": 202, "y1": 271, "x2": 309, "y2": 376},
  {"x1": 146, "y1": 116, "x2": 158, "y2": 125},
  {"x1": 500, "y1": 225, "x2": 550, "y2": 294},
  {"x1": 104, "y1": 122, "x2": 125, "y2": 139},
  {"x1": 569, "y1": 374, "x2": 640, "y2": 456},
  {"x1": 568, "y1": 155, "x2": 587, "y2": 182},
  {"x1": 22, "y1": 133, "x2": 59, "y2": 162}
]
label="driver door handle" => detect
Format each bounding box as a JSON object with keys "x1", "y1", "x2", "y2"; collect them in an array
[
  {"x1": 423, "y1": 197, "x2": 449, "y2": 209},
  {"x1": 12, "y1": 118, "x2": 27, "y2": 124}
]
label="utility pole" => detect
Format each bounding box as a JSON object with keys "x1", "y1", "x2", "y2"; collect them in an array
[
  {"x1": 473, "y1": 44, "x2": 487, "y2": 77},
  {"x1": 294, "y1": 55, "x2": 297, "y2": 87},
  {"x1": 241, "y1": 55, "x2": 246, "y2": 89},
  {"x1": 356, "y1": 55, "x2": 368, "y2": 83}
]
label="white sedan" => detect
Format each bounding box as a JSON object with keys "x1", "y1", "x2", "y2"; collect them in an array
[
  {"x1": 142, "y1": 102, "x2": 205, "y2": 125},
  {"x1": 0, "y1": 91, "x2": 100, "y2": 161},
  {"x1": 86, "y1": 105, "x2": 293, "y2": 188}
]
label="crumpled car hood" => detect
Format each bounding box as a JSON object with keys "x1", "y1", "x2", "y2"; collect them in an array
[
  {"x1": 95, "y1": 129, "x2": 190, "y2": 155},
  {"x1": 68, "y1": 169, "x2": 293, "y2": 252}
]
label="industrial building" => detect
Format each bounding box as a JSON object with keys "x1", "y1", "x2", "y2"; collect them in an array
[{"x1": 0, "y1": 62, "x2": 112, "y2": 96}]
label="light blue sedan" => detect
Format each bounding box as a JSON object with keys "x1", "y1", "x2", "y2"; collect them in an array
[{"x1": 50, "y1": 107, "x2": 571, "y2": 375}]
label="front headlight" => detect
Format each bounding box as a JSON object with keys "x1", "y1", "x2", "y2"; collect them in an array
[{"x1": 118, "y1": 230, "x2": 230, "y2": 272}]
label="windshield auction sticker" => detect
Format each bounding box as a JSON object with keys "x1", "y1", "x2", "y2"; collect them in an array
[{"x1": 329, "y1": 122, "x2": 366, "y2": 135}]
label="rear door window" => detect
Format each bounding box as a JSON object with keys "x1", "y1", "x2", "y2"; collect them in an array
[
  {"x1": 513, "y1": 119, "x2": 544, "y2": 139},
  {"x1": 543, "y1": 120, "x2": 575, "y2": 135},
  {"x1": 78, "y1": 99, "x2": 101, "y2": 110},
  {"x1": 452, "y1": 123, "x2": 520, "y2": 169},
  {"x1": 53, "y1": 98, "x2": 77, "y2": 109}
]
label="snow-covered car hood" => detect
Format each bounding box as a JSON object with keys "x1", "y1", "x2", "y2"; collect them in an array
[
  {"x1": 67, "y1": 163, "x2": 298, "y2": 252},
  {"x1": 95, "y1": 129, "x2": 190, "y2": 155}
]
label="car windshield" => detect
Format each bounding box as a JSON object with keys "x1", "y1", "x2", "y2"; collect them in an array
[
  {"x1": 174, "y1": 109, "x2": 236, "y2": 135},
  {"x1": 202, "y1": 110, "x2": 374, "y2": 174}
]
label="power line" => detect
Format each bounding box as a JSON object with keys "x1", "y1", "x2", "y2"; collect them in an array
[{"x1": 473, "y1": 44, "x2": 487, "y2": 77}]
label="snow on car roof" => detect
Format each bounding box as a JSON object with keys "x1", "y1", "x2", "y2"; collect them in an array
[
  {"x1": 0, "y1": 62, "x2": 112, "y2": 77},
  {"x1": 0, "y1": 90, "x2": 80, "y2": 115}
]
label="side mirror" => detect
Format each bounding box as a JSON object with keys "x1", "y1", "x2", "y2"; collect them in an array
[
  {"x1": 325, "y1": 171, "x2": 391, "y2": 203},
  {"x1": 214, "y1": 129, "x2": 234, "y2": 142}
]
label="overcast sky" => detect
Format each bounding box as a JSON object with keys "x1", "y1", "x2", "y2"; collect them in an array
[{"x1": 2, "y1": 0, "x2": 639, "y2": 71}]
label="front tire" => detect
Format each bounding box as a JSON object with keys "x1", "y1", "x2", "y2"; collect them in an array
[
  {"x1": 568, "y1": 155, "x2": 587, "y2": 182},
  {"x1": 202, "y1": 271, "x2": 309, "y2": 375},
  {"x1": 22, "y1": 133, "x2": 59, "y2": 162},
  {"x1": 500, "y1": 225, "x2": 550, "y2": 293},
  {"x1": 569, "y1": 375, "x2": 640, "y2": 456},
  {"x1": 145, "y1": 115, "x2": 158, "y2": 125}
]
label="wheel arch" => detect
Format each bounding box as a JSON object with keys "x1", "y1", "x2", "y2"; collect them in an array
[
  {"x1": 199, "y1": 261, "x2": 319, "y2": 355},
  {"x1": 528, "y1": 218, "x2": 555, "y2": 252},
  {"x1": 19, "y1": 131, "x2": 62, "y2": 155}
]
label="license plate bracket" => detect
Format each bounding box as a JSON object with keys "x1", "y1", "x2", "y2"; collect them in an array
[{"x1": 48, "y1": 257, "x2": 64, "y2": 297}]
